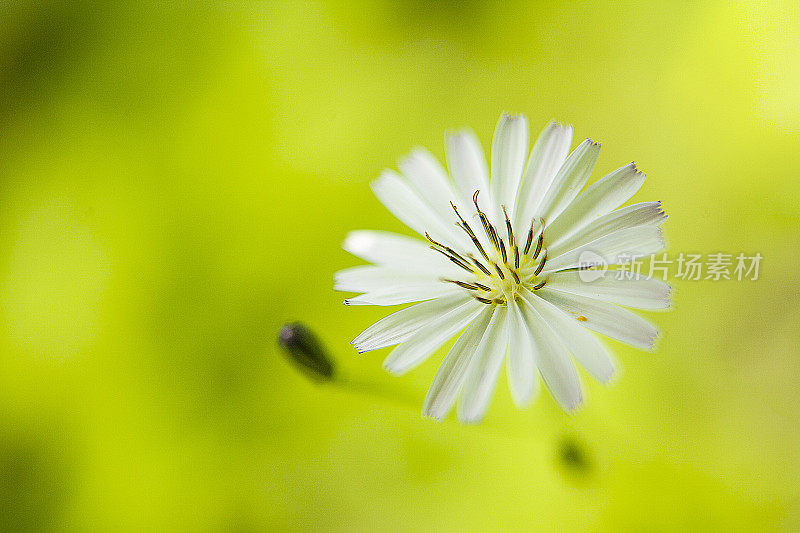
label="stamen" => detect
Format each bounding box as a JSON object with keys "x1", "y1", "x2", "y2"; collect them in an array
[
  {"x1": 443, "y1": 279, "x2": 484, "y2": 291},
  {"x1": 451, "y1": 202, "x2": 495, "y2": 266},
  {"x1": 533, "y1": 250, "x2": 548, "y2": 276},
  {"x1": 425, "y1": 232, "x2": 473, "y2": 269},
  {"x1": 473, "y1": 191, "x2": 501, "y2": 252},
  {"x1": 492, "y1": 262, "x2": 506, "y2": 280},
  {"x1": 533, "y1": 233, "x2": 544, "y2": 260},
  {"x1": 457, "y1": 222, "x2": 493, "y2": 265},
  {"x1": 498, "y1": 236, "x2": 508, "y2": 264},
  {"x1": 503, "y1": 206, "x2": 515, "y2": 250},
  {"x1": 429, "y1": 245, "x2": 474, "y2": 273},
  {"x1": 523, "y1": 219, "x2": 537, "y2": 256},
  {"x1": 430, "y1": 196, "x2": 551, "y2": 306},
  {"x1": 488, "y1": 224, "x2": 501, "y2": 253},
  {"x1": 467, "y1": 254, "x2": 492, "y2": 276}
]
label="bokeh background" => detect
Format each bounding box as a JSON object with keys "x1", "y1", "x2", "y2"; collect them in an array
[{"x1": 1, "y1": 0, "x2": 798, "y2": 530}]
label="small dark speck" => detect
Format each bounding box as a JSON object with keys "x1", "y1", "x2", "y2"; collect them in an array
[{"x1": 557, "y1": 435, "x2": 593, "y2": 475}]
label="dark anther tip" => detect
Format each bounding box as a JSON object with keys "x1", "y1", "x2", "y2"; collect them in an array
[{"x1": 278, "y1": 322, "x2": 336, "y2": 382}]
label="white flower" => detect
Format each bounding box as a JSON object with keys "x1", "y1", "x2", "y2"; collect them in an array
[{"x1": 336, "y1": 114, "x2": 668, "y2": 423}]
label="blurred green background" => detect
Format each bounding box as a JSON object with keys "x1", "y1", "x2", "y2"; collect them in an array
[{"x1": 1, "y1": 0, "x2": 798, "y2": 530}]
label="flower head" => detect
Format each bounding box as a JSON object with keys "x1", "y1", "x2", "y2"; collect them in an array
[{"x1": 337, "y1": 114, "x2": 668, "y2": 423}]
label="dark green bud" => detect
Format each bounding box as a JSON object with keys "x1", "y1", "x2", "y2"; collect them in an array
[{"x1": 278, "y1": 322, "x2": 336, "y2": 382}]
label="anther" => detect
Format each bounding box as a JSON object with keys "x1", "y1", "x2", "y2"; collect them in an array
[
  {"x1": 429, "y1": 246, "x2": 474, "y2": 272},
  {"x1": 533, "y1": 250, "x2": 548, "y2": 276},
  {"x1": 457, "y1": 222, "x2": 493, "y2": 265},
  {"x1": 444, "y1": 279, "x2": 484, "y2": 291},
  {"x1": 533, "y1": 230, "x2": 544, "y2": 260},
  {"x1": 473, "y1": 190, "x2": 501, "y2": 252},
  {"x1": 467, "y1": 254, "x2": 492, "y2": 276},
  {"x1": 498, "y1": 237, "x2": 508, "y2": 264},
  {"x1": 475, "y1": 296, "x2": 494, "y2": 305},
  {"x1": 430, "y1": 236, "x2": 472, "y2": 266},
  {"x1": 488, "y1": 223, "x2": 501, "y2": 252},
  {"x1": 532, "y1": 279, "x2": 546, "y2": 290},
  {"x1": 511, "y1": 269, "x2": 520, "y2": 284},
  {"x1": 523, "y1": 219, "x2": 537, "y2": 255},
  {"x1": 503, "y1": 206, "x2": 516, "y2": 249},
  {"x1": 493, "y1": 262, "x2": 506, "y2": 280}
]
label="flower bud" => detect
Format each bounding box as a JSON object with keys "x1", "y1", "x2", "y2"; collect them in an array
[{"x1": 278, "y1": 322, "x2": 335, "y2": 382}]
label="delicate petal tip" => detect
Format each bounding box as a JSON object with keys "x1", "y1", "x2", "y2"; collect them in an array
[
  {"x1": 547, "y1": 119, "x2": 573, "y2": 131},
  {"x1": 341, "y1": 230, "x2": 372, "y2": 256},
  {"x1": 368, "y1": 169, "x2": 397, "y2": 195},
  {"x1": 584, "y1": 138, "x2": 602, "y2": 148},
  {"x1": 396, "y1": 146, "x2": 442, "y2": 177},
  {"x1": 510, "y1": 391, "x2": 536, "y2": 409},
  {"x1": 499, "y1": 111, "x2": 528, "y2": 122},
  {"x1": 599, "y1": 367, "x2": 618, "y2": 386},
  {"x1": 556, "y1": 387, "x2": 583, "y2": 412},
  {"x1": 381, "y1": 359, "x2": 402, "y2": 375},
  {"x1": 656, "y1": 226, "x2": 666, "y2": 249},
  {"x1": 421, "y1": 410, "x2": 444, "y2": 422},
  {"x1": 628, "y1": 161, "x2": 646, "y2": 177},
  {"x1": 444, "y1": 127, "x2": 477, "y2": 141},
  {"x1": 646, "y1": 330, "x2": 661, "y2": 351}
]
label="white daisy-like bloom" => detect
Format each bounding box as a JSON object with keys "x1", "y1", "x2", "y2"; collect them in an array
[{"x1": 336, "y1": 114, "x2": 668, "y2": 423}]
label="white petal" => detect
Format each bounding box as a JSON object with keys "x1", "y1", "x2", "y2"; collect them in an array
[
  {"x1": 522, "y1": 290, "x2": 615, "y2": 383},
  {"x1": 383, "y1": 299, "x2": 484, "y2": 375},
  {"x1": 446, "y1": 129, "x2": 490, "y2": 200},
  {"x1": 545, "y1": 162, "x2": 646, "y2": 244},
  {"x1": 536, "y1": 138, "x2": 601, "y2": 224},
  {"x1": 335, "y1": 265, "x2": 439, "y2": 292},
  {"x1": 422, "y1": 306, "x2": 494, "y2": 420},
  {"x1": 457, "y1": 306, "x2": 509, "y2": 423},
  {"x1": 445, "y1": 129, "x2": 500, "y2": 225},
  {"x1": 338, "y1": 264, "x2": 459, "y2": 305},
  {"x1": 398, "y1": 147, "x2": 459, "y2": 218},
  {"x1": 514, "y1": 121, "x2": 574, "y2": 230},
  {"x1": 342, "y1": 230, "x2": 461, "y2": 276},
  {"x1": 506, "y1": 297, "x2": 537, "y2": 407},
  {"x1": 490, "y1": 114, "x2": 529, "y2": 215},
  {"x1": 518, "y1": 294, "x2": 583, "y2": 411},
  {"x1": 536, "y1": 286, "x2": 659, "y2": 350},
  {"x1": 371, "y1": 170, "x2": 468, "y2": 249},
  {"x1": 352, "y1": 293, "x2": 470, "y2": 352},
  {"x1": 548, "y1": 202, "x2": 666, "y2": 259},
  {"x1": 543, "y1": 225, "x2": 665, "y2": 273},
  {"x1": 543, "y1": 270, "x2": 671, "y2": 310},
  {"x1": 344, "y1": 284, "x2": 460, "y2": 306}
]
